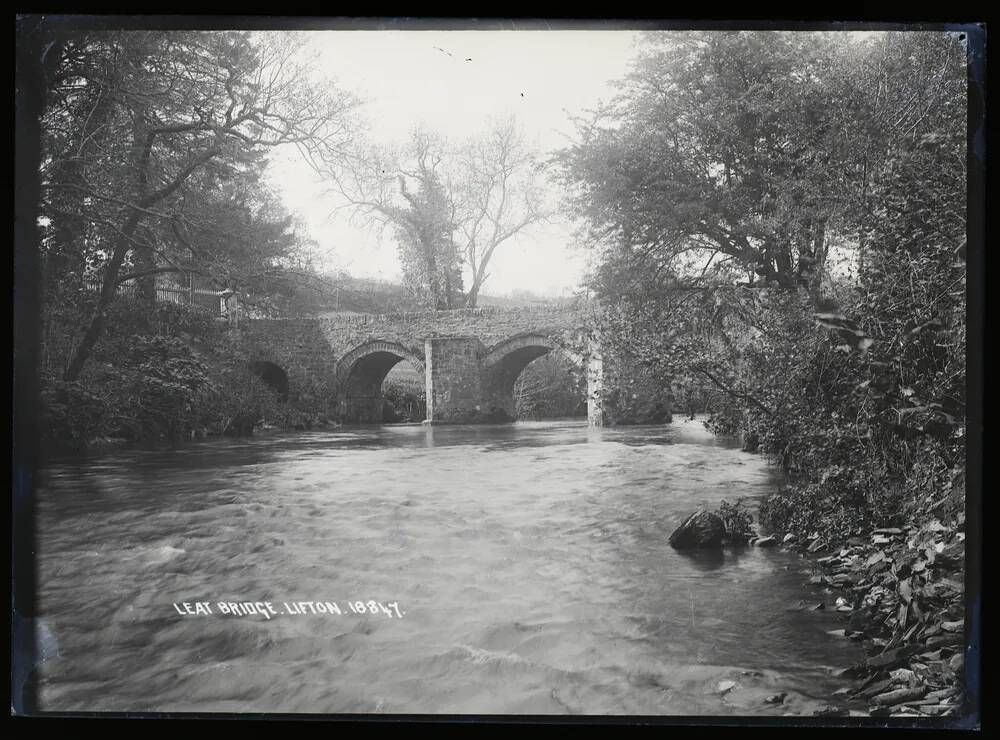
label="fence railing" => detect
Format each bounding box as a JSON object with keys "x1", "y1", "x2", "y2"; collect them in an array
[{"x1": 83, "y1": 278, "x2": 239, "y2": 323}]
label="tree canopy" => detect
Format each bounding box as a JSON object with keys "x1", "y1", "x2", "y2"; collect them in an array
[
  {"x1": 38, "y1": 29, "x2": 360, "y2": 380},
  {"x1": 557, "y1": 31, "x2": 966, "y2": 298},
  {"x1": 557, "y1": 29, "x2": 969, "y2": 541}
]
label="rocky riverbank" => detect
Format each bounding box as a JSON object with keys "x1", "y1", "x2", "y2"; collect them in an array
[
  {"x1": 765, "y1": 513, "x2": 970, "y2": 721},
  {"x1": 678, "y1": 468, "x2": 971, "y2": 723}
]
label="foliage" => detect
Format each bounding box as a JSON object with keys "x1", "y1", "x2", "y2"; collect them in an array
[
  {"x1": 194, "y1": 365, "x2": 282, "y2": 436},
  {"x1": 38, "y1": 294, "x2": 334, "y2": 447},
  {"x1": 599, "y1": 368, "x2": 675, "y2": 426},
  {"x1": 39, "y1": 378, "x2": 109, "y2": 445},
  {"x1": 559, "y1": 32, "x2": 841, "y2": 292},
  {"x1": 513, "y1": 352, "x2": 586, "y2": 420},
  {"x1": 559, "y1": 30, "x2": 967, "y2": 541},
  {"x1": 37, "y1": 29, "x2": 358, "y2": 381},
  {"x1": 382, "y1": 382, "x2": 426, "y2": 423},
  {"x1": 715, "y1": 499, "x2": 755, "y2": 545},
  {"x1": 394, "y1": 153, "x2": 465, "y2": 309},
  {"x1": 31, "y1": 28, "x2": 361, "y2": 447}
]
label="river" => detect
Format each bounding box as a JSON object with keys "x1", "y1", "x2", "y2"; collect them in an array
[{"x1": 33, "y1": 418, "x2": 863, "y2": 715}]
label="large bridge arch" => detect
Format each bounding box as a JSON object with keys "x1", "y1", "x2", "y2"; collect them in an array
[
  {"x1": 482, "y1": 333, "x2": 582, "y2": 416},
  {"x1": 336, "y1": 340, "x2": 426, "y2": 423},
  {"x1": 482, "y1": 333, "x2": 586, "y2": 370},
  {"x1": 482, "y1": 332, "x2": 602, "y2": 425}
]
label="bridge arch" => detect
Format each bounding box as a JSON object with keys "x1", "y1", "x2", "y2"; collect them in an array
[
  {"x1": 483, "y1": 333, "x2": 585, "y2": 370},
  {"x1": 239, "y1": 305, "x2": 604, "y2": 425},
  {"x1": 483, "y1": 332, "x2": 586, "y2": 383},
  {"x1": 482, "y1": 333, "x2": 590, "y2": 419},
  {"x1": 336, "y1": 340, "x2": 426, "y2": 423}
]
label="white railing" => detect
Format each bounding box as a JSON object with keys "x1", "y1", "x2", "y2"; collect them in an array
[{"x1": 83, "y1": 278, "x2": 238, "y2": 321}]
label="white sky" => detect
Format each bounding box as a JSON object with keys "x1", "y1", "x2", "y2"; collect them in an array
[{"x1": 266, "y1": 30, "x2": 642, "y2": 297}]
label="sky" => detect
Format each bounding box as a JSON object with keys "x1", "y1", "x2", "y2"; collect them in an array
[{"x1": 265, "y1": 30, "x2": 643, "y2": 297}]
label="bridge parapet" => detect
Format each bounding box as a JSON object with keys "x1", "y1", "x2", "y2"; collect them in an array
[{"x1": 315, "y1": 303, "x2": 594, "y2": 354}]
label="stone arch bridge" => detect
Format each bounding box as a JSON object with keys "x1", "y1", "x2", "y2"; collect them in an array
[{"x1": 235, "y1": 304, "x2": 605, "y2": 426}]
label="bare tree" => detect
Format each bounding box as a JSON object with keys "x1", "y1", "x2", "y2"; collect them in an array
[
  {"x1": 323, "y1": 116, "x2": 548, "y2": 308},
  {"x1": 321, "y1": 127, "x2": 463, "y2": 309},
  {"x1": 452, "y1": 116, "x2": 548, "y2": 307}
]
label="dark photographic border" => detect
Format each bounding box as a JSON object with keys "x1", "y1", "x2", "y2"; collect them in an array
[{"x1": 12, "y1": 13, "x2": 985, "y2": 729}]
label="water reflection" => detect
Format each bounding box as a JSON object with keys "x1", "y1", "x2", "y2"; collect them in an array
[{"x1": 675, "y1": 548, "x2": 727, "y2": 571}]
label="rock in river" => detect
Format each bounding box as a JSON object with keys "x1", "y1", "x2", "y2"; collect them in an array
[{"x1": 669, "y1": 509, "x2": 725, "y2": 549}]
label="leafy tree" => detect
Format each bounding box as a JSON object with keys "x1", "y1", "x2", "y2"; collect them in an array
[
  {"x1": 557, "y1": 31, "x2": 965, "y2": 301},
  {"x1": 558, "y1": 31, "x2": 848, "y2": 295},
  {"x1": 559, "y1": 29, "x2": 967, "y2": 526},
  {"x1": 38, "y1": 29, "x2": 359, "y2": 381}
]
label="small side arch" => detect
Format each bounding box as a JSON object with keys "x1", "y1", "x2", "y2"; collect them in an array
[{"x1": 249, "y1": 360, "x2": 290, "y2": 401}]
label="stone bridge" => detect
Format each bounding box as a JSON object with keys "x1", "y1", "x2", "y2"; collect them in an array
[{"x1": 234, "y1": 304, "x2": 605, "y2": 425}]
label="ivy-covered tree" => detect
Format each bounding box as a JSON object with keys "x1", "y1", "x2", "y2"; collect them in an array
[
  {"x1": 324, "y1": 118, "x2": 547, "y2": 309},
  {"x1": 325, "y1": 127, "x2": 464, "y2": 309}
]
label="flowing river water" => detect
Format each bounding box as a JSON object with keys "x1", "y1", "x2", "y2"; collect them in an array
[{"x1": 33, "y1": 418, "x2": 863, "y2": 715}]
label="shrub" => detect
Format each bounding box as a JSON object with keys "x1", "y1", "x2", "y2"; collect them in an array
[
  {"x1": 383, "y1": 381, "x2": 426, "y2": 422},
  {"x1": 194, "y1": 366, "x2": 278, "y2": 436},
  {"x1": 39, "y1": 377, "x2": 110, "y2": 445},
  {"x1": 716, "y1": 498, "x2": 755, "y2": 544},
  {"x1": 758, "y1": 473, "x2": 909, "y2": 542},
  {"x1": 758, "y1": 490, "x2": 796, "y2": 535}
]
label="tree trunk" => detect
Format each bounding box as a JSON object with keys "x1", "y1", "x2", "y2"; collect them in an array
[
  {"x1": 809, "y1": 219, "x2": 827, "y2": 295},
  {"x1": 465, "y1": 260, "x2": 490, "y2": 308},
  {"x1": 465, "y1": 282, "x2": 480, "y2": 308},
  {"x1": 134, "y1": 242, "x2": 157, "y2": 303},
  {"x1": 62, "y1": 212, "x2": 142, "y2": 382},
  {"x1": 130, "y1": 106, "x2": 157, "y2": 304}
]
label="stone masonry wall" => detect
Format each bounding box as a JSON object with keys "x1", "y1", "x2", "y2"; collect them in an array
[
  {"x1": 235, "y1": 319, "x2": 337, "y2": 408},
  {"x1": 236, "y1": 304, "x2": 598, "y2": 420},
  {"x1": 316, "y1": 305, "x2": 593, "y2": 366}
]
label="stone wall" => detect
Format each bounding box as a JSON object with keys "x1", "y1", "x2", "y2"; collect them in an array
[
  {"x1": 315, "y1": 304, "x2": 594, "y2": 366},
  {"x1": 235, "y1": 319, "x2": 337, "y2": 408},
  {"x1": 235, "y1": 304, "x2": 603, "y2": 424}
]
